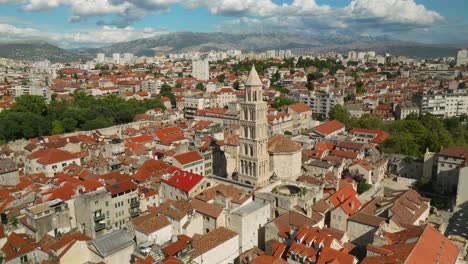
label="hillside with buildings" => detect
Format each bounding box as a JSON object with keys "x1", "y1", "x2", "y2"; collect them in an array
[{"x1": 0, "y1": 48, "x2": 467, "y2": 264}]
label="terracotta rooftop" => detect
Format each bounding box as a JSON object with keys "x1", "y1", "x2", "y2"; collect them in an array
[
  {"x1": 288, "y1": 103, "x2": 310, "y2": 113},
  {"x1": 132, "y1": 213, "x2": 171, "y2": 235},
  {"x1": 160, "y1": 167, "x2": 204, "y2": 193},
  {"x1": 268, "y1": 135, "x2": 302, "y2": 153},
  {"x1": 172, "y1": 151, "x2": 203, "y2": 166},
  {"x1": 313, "y1": 120, "x2": 345, "y2": 136},
  {"x1": 191, "y1": 227, "x2": 238, "y2": 258},
  {"x1": 28, "y1": 148, "x2": 79, "y2": 165}
]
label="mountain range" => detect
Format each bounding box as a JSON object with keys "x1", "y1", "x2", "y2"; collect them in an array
[{"x1": 0, "y1": 32, "x2": 466, "y2": 62}]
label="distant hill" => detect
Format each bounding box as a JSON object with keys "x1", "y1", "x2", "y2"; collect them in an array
[
  {"x1": 0, "y1": 33, "x2": 466, "y2": 62},
  {"x1": 94, "y1": 32, "x2": 466, "y2": 58},
  {"x1": 0, "y1": 41, "x2": 93, "y2": 62}
]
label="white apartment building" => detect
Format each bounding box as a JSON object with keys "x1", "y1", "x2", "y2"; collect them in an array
[
  {"x1": 301, "y1": 92, "x2": 344, "y2": 118},
  {"x1": 184, "y1": 96, "x2": 210, "y2": 119},
  {"x1": 96, "y1": 53, "x2": 105, "y2": 63},
  {"x1": 112, "y1": 53, "x2": 120, "y2": 64},
  {"x1": 413, "y1": 93, "x2": 468, "y2": 117},
  {"x1": 14, "y1": 85, "x2": 50, "y2": 101},
  {"x1": 192, "y1": 58, "x2": 210, "y2": 81},
  {"x1": 456, "y1": 49, "x2": 468, "y2": 66},
  {"x1": 123, "y1": 53, "x2": 134, "y2": 64}
]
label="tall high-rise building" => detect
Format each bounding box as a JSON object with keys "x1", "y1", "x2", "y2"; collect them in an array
[
  {"x1": 191, "y1": 58, "x2": 209, "y2": 81},
  {"x1": 456, "y1": 49, "x2": 468, "y2": 66},
  {"x1": 237, "y1": 65, "x2": 270, "y2": 187},
  {"x1": 112, "y1": 53, "x2": 120, "y2": 64},
  {"x1": 96, "y1": 53, "x2": 105, "y2": 63},
  {"x1": 123, "y1": 53, "x2": 134, "y2": 63}
]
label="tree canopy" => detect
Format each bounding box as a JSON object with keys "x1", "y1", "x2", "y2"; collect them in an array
[
  {"x1": 329, "y1": 104, "x2": 467, "y2": 157},
  {"x1": 0, "y1": 93, "x2": 165, "y2": 142}
]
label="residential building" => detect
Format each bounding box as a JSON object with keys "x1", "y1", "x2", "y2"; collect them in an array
[
  {"x1": 190, "y1": 227, "x2": 239, "y2": 264},
  {"x1": 0, "y1": 158, "x2": 19, "y2": 186},
  {"x1": 25, "y1": 148, "x2": 81, "y2": 177},
  {"x1": 457, "y1": 49, "x2": 468, "y2": 66},
  {"x1": 1, "y1": 233, "x2": 48, "y2": 264},
  {"x1": 184, "y1": 96, "x2": 210, "y2": 119},
  {"x1": 288, "y1": 103, "x2": 313, "y2": 133},
  {"x1": 88, "y1": 229, "x2": 135, "y2": 264},
  {"x1": 363, "y1": 225, "x2": 459, "y2": 264},
  {"x1": 305, "y1": 92, "x2": 344, "y2": 118},
  {"x1": 23, "y1": 199, "x2": 70, "y2": 241},
  {"x1": 160, "y1": 167, "x2": 212, "y2": 200},
  {"x1": 74, "y1": 189, "x2": 112, "y2": 239},
  {"x1": 309, "y1": 120, "x2": 346, "y2": 142},
  {"x1": 395, "y1": 102, "x2": 420, "y2": 120},
  {"x1": 171, "y1": 150, "x2": 205, "y2": 175},
  {"x1": 106, "y1": 179, "x2": 140, "y2": 229},
  {"x1": 228, "y1": 200, "x2": 271, "y2": 253},
  {"x1": 432, "y1": 147, "x2": 468, "y2": 197},
  {"x1": 192, "y1": 58, "x2": 210, "y2": 81},
  {"x1": 130, "y1": 213, "x2": 172, "y2": 246},
  {"x1": 413, "y1": 93, "x2": 468, "y2": 117}
]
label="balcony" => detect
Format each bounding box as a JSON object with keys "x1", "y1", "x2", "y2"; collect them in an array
[
  {"x1": 94, "y1": 214, "x2": 105, "y2": 222},
  {"x1": 130, "y1": 209, "x2": 141, "y2": 218},
  {"x1": 130, "y1": 201, "x2": 140, "y2": 208},
  {"x1": 95, "y1": 223, "x2": 106, "y2": 232}
]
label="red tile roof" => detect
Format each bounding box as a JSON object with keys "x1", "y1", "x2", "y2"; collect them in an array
[
  {"x1": 288, "y1": 103, "x2": 310, "y2": 113},
  {"x1": 439, "y1": 146, "x2": 468, "y2": 160},
  {"x1": 161, "y1": 168, "x2": 204, "y2": 193},
  {"x1": 313, "y1": 120, "x2": 345, "y2": 135},
  {"x1": 363, "y1": 225, "x2": 458, "y2": 264},
  {"x1": 316, "y1": 247, "x2": 356, "y2": 264},
  {"x1": 132, "y1": 160, "x2": 173, "y2": 182},
  {"x1": 155, "y1": 126, "x2": 185, "y2": 145},
  {"x1": 125, "y1": 134, "x2": 154, "y2": 144},
  {"x1": 330, "y1": 149, "x2": 359, "y2": 159},
  {"x1": 327, "y1": 185, "x2": 362, "y2": 216},
  {"x1": 172, "y1": 151, "x2": 203, "y2": 166},
  {"x1": 2, "y1": 232, "x2": 39, "y2": 261},
  {"x1": 105, "y1": 179, "x2": 137, "y2": 195},
  {"x1": 348, "y1": 128, "x2": 390, "y2": 144},
  {"x1": 28, "y1": 148, "x2": 79, "y2": 165}
]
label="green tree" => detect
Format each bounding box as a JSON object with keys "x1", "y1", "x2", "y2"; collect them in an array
[
  {"x1": 233, "y1": 80, "x2": 240, "y2": 90},
  {"x1": 52, "y1": 120, "x2": 65, "y2": 135},
  {"x1": 196, "y1": 82, "x2": 205, "y2": 91},
  {"x1": 217, "y1": 74, "x2": 226, "y2": 83},
  {"x1": 329, "y1": 105, "x2": 350, "y2": 125},
  {"x1": 161, "y1": 83, "x2": 172, "y2": 93},
  {"x1": 13, "y1": 95, "x2": 48, "y2": 115},
  {"x1": 273, "y1": 97, "x2": 295, "y2": 109}
]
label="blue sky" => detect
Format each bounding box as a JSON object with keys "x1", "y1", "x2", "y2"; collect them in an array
[{"x1": 0, "y1": 0, "x2": 467, "y2": 47}]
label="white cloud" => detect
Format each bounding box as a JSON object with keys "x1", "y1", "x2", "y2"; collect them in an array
[
  {"x1": 1, "y1": 0, "x2": 448, "y2": 40},
  {"x1": 345, "y1": 0, "x2": 445, "y2": 25},
  {"x1": 0, "y1": 23, "x2": 162, "y2": 47}
]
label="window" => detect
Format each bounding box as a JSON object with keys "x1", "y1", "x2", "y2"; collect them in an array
[{"x1": 20, "y1": 255, "x2": 28, "y2": 263}]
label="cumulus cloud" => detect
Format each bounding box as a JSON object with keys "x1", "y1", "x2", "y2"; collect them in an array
[
  {"x1": 346, "y1": 0, "x2": 444, "y2": 25},
  {"x1": 0, "y1": 0, "x2": 448, "y2": 43}
]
